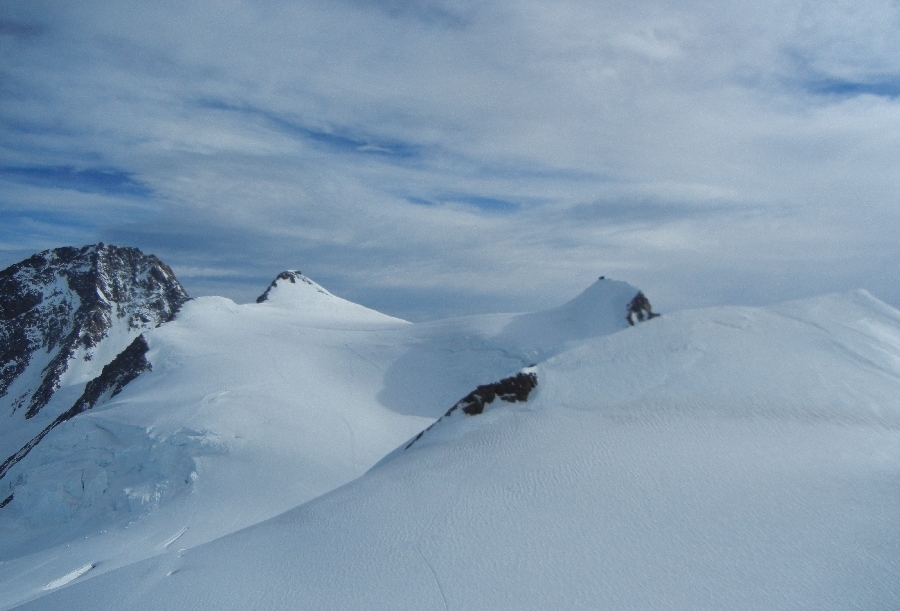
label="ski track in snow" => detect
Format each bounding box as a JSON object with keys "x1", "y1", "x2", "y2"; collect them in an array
[{"x1": 414, "y1": 546, "x2": 449, "y2": 611}]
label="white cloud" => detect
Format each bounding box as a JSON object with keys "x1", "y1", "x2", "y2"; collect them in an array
[{"x1": 2, "y1": 0, "x2": 900, "y2": 319}]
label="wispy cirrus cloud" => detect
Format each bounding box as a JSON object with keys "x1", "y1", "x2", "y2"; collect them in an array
[
  {"x1": 343, "y1": 0, "x2": 475, "y2": 29},
  {"x1": 2, "y1": 0, "x2": 900, "y2": 319},
  {"x1": 195, "y1": 100, "x2": 427, "y2": 160}
]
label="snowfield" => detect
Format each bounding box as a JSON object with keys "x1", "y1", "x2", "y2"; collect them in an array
[
  {"x1": 2, "y1": 271, "x2": 900, "y2": 609},
  {"x1": 0, "y1": 273, "x2": 637, "y2": 609}
]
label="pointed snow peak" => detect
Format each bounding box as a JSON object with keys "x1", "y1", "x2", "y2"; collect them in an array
[
  {"x1": 544, "y1": 276, "x2": 656, "y2": 327},
  {"x1": 490, "y1": 277, "x2": 656, "y2": 362},
  {"x1": 255, "y1": 270, "x2": 333, "y2": 304},
  {"x1": 254, "y1": 270, "x2": 407, "y2": 324},
  {"x1": 562, "y1": 276, "x2": 638, "y2": 312},
  {"x1": 558, "y1": 277, "x2": 659, "y2": 327}
]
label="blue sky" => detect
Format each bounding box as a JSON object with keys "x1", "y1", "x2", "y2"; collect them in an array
[{"x1": 2, "y1": 0, "x2": 899, "y2": 320}]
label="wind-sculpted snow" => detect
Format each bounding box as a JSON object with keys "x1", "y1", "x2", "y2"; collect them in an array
[
  {"x1": 19, "y1": 254, "x2": 896, "y2": 610},
  {"x1": 375, "y1": 278, "x2": 640, "y2": 416},
  {"x1": 13, "y1": 290, "x2": 900, "y2": 611}
]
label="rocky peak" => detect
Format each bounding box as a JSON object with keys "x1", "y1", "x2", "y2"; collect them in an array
[
  {"x1": 255, "y1": 270, "x2": 332, "y2": 303},
  {"x1": 0, "y1": 243, "x2": 188, "y2": 419}
]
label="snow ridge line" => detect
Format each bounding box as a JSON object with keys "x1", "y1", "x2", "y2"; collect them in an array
[{"x1": 405, "y1": 370, "x2": 538, "y2": 451}]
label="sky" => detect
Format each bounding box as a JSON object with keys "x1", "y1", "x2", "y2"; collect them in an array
[{"x1": 1, "y1": 0, "x2": 899, "y2": 321}]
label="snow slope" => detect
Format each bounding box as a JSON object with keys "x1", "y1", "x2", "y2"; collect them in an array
[
  {"x1": 0, "y1": 273, "x2": 642, "y2": 609},
  {"x1": 12, "y1": 289, "x2": 900, "y2": 610}
]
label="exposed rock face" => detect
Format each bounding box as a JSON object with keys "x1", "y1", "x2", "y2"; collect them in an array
[
  {"x1": 452, "y1": 371, "x2": 539, "y2": 416},
  {"x1": 626, "y1": 291, "x2": 658, "y2": 326},
  {"x1": 0, "y1": 244, "x2": 185, "y2": 490},
  {"x1": 405, "y1": 371, "x2": 538, "y2": 450},
  {"x1": 69, "y1": 334, "x2": 153, "y2": 416},
  {"x1": 0, "y1": 244, "x2": 188, "y2": 419}
]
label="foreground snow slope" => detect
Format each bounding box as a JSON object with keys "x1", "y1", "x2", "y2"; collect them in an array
[
  {"x1": 18, "y1": 290, "x2": 900, "y2": 610},
  {"x1": 0, "y1": 275, "x2": 639, "y2": 609}
]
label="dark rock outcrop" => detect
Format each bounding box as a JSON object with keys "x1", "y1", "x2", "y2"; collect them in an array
[
  {"x1": 405, "y1": 371, "x2": 538, "y2": 450},
  {"x1": 70, "y1": 333, "x2": 152, "y2": 414},
  {"x1": 0, "y1": 244, "x2": 188, "y2": 419},
  {"x1": 626, "y1": 291, "x2": 658, "y2": 326},
  {"x1": 452, "y1": 371, "x2": 539, "y2": 416},
  {"x1": 257, "y1": 270, "x2": 302, "y2": 303},
  {"x1": 256, "y1": 270, "x2": 328, "y2": 303}
]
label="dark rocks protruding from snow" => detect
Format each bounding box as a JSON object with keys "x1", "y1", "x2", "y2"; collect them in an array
[
  {"x1": 0, "y1": 334, "x2": 152, "y2": 485},
  {"x1": 0, "y1": 244, "x2": 188, "y2": 419},
  {"x1": 626, "y1": 291, "x2": 658, "y2": 326},
  {"x1": 71, "y1": 334, "x2": 152, "y2": 414},
  {"x1": 256, "y1": 270, "x2": 315, "y2": 303},
  {"x1": 405, "y1": 371, "x2": 538, "y2": 450},
  {"x1": 452, "y1": 371, "x2": 539, "y2": 416}
]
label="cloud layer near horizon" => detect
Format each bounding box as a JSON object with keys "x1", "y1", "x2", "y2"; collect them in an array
[{"x1": 2, "y1": 0, "x2": 899, "y2": 319}]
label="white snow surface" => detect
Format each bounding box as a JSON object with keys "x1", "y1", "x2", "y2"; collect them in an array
[
  {"x1": 0, "y1": 276, "x2": 641, "y2": 609},
  {"x1": 5, "y1": 281, "x2": 900, "y2": 609},
  {"x1": 12, "y1": 287, "x2": 900, "y2": 611}
]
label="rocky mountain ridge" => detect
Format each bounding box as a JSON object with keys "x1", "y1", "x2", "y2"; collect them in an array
[
  {"x1": 0, "y1": 244, "x2": 188, "y2": 420},
  {"x1": 0, "y1": 244, "x2": 188, "y2": 493}
]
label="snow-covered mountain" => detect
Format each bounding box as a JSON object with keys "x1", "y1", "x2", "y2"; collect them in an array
[
  {"x1": 0, "y1": 244, "x2": 186, "y2": 420},
  {"x1": 0, "y1": 245, "x2": 187, "y2": 509},
  {"x1": 0, "y1": 248, "x2": 649, "y2": 609},
  {"x1": 3, "y1": 246, "x2": 899, "y2": 610}
]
